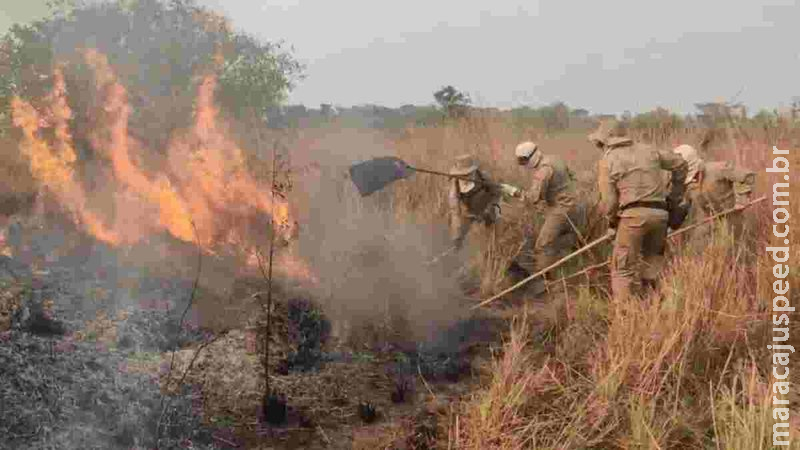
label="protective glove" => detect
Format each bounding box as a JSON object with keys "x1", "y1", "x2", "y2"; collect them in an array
[
  {"x1": 506, "y1": 261, "x2": 531, "y2": 281},
  {"x1": 500, "y1": 183, "x2": 522, "y2": 198}
]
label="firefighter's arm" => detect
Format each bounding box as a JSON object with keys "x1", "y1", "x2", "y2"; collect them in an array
[
  {"x1": 499, "y1": 183, "x2": 522, "y2": 198},
  {"x1": 474, "y1": 172, "x2": 517, "y2": 200},
  {"x1": 597, "y1": 158, "x2": 619, "y2": 228},
  {"x1": 658, "y1": 148, "x2": 688, "y2": 209},
  {"x1": 525, "y1": 165, "x2": 552, "y2": 206}
]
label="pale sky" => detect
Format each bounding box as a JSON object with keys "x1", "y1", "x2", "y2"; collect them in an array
[
  {"x1": 3, "y1": 0, "x2": 799, "y2": 114},
  {"x1": 0, "y1": 2, "x2": 49, "y2": 35}
]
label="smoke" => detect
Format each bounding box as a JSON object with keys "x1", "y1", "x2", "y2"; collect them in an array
[
  {"x1": 6, "y1": 42, "x2": 472, "y2": 351},
  {"x1": 288, "y1": 126, "x2": 470, "y2": 349}
]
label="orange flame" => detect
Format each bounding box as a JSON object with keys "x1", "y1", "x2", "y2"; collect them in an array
[
  {"x1": 10, "y1": 49, "x2": 316, "y2": 284},
  {"x1": 11, "y1": 87, "x2": 119, "y2": 245},
  {"x1": 167, "y1": 72, "x2": 296, "y2": 245},
  {"x1": 83, "y1": 49, "x2": 196, "y2": 244},
  {"x1": 49, "y1": 66, "x2": 77, "y2": 166}
]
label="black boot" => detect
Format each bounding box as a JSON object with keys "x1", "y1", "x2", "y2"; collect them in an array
[{"x1": 506, "y1": 261, "x2": 530, "y2": 282}]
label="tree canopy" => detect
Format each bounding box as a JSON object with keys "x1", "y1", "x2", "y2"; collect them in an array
[
  {"x1": 433, "y1": 85, "x2": 471, "y2": 118},
  {"x1": 0, "y1": 0, "x2": 304, "y2": 146}
]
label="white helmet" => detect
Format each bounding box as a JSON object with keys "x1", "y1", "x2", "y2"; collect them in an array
[
  {"x1": 673, "y1": 144, "x2": 704, "y2": 184},
  {"x1": 515, "y1": 141, "x2": 542, "y2": 166}
]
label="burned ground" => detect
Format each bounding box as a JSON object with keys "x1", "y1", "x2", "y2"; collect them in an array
[{"x1": 0, "y1": 220, "x2": 510, "y2": 449}]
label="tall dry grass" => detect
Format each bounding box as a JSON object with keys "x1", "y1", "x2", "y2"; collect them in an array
[
  {"x1": 389, "y1": 113, "x2": 800, "y2": 448},
  {"x1": 451, "y1": 227, "x2": 797, "y2": 448},
  {"x1": 392, "y1": 116, "x2": 601, "y2": 296}
]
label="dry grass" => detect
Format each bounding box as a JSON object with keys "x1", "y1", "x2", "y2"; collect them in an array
[
  {"x1": 3, "y1": 105, "x2": 798, "y2": 448},
  {"x1": 392, "y1": 118, "x2": 601, "y2": 296},
  {"x1": 386, "y1": 114, "x2": 800, "y2": 449},
  {"x1": 447, "y1": 228, "x2": 800, "y2": 448}
]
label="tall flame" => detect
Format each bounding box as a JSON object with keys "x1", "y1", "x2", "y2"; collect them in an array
[
  {"x1": 10, "y1": 49, "x2": 316, "y2": 284},
  {"x1": 172, "y1": 74, "x2": 294, "y2": 237},
  {"x1": 83, "y1": 49, "x2": 196, "y2": 244},
  {"x1": 11, "y1": 69, "x2": 119, "y2": 245},
  {"x1": 49, "y1": 66, "x2": 77, "y2": 166}
]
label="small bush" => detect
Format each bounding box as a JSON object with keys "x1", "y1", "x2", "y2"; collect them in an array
[{"x1": 286, "y1": 297, "x2": 331, "y2": 372}]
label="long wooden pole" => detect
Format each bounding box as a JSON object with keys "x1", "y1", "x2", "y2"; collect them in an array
[
  {"x1": 471, "y1": 233, "x2": 614, "y2": 309},
  {"x1": 409, "y1": 166, "x2": 506, "y2": 189},
  {"x1": 667, "y1": 195, "x2": 766, "y2": 239},
  {"x1": 423, "y1": 244, "x2": 459, "y2": 266},
  {"x1": 545, "y1": 195, "x2": 767, "y2": 287}
]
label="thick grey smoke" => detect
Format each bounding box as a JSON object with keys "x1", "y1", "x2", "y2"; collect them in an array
[{"x1": 288, "y1": 126, "x2": 470, "y2": 348}]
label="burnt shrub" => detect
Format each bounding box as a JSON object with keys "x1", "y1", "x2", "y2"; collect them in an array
[{"x1": 286, "y1": 297, "x2": 331, "y2": 372}]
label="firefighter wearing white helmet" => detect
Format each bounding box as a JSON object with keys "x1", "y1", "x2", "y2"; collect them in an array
[
  {"x1": 672, "y1": 144, "x2": 755, "y2": 242},
  {"x1": 508, "y1": 141, "x2": 579, "y2": 298},
  {"x1": 515, "y1": 141, "x2": 542, "y2": 167}
]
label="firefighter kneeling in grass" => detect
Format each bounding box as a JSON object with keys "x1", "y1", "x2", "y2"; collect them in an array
[{"x1": 591, "y1": 120, "x2": 688, "y2": 300}]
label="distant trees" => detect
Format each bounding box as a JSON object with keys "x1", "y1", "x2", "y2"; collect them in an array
[
  {"x1": 621, "y1": 110, "x2": 633, "y2": 122},
  {"x1": 510, "y1": 101, "x2": 576, "y2": 134},
  {"x1": 629, "y1": 107, "x2": 685, "y2": 145},
  {"x1": 433, "y1": 85, "x2": 471, "y2": 118},
  {"x1": 541, "y1": 101, "x2": 570, "y2": 131},
  {"x1": 571, "y1": 108, "x2": 589, "y2": 118},
  {"x1": 752, "y1": 109, "x2": 779, "y2": 128},
  {"x1": 630, "y1": 107, "x2": 684, "y2": 129}
]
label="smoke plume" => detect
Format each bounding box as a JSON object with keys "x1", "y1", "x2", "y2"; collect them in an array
[{"x1": 288, "y1": 126, "x2": 471, "y2": 349}]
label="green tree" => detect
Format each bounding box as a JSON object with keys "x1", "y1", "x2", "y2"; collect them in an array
[
  {"x1": 433, "y1": 85, "x2": 471, "y2": 118},
  {"x1": 0, "y1": 0, "x2": 303, "y2": 146},
  {"x1": 630, "y1": 107, "x2": 685, "y2": 145},
  {"x1": 752, "y1": 109, "x2": 778, "y2": 128},
  {"x1": 540, "y1": 101, "x2": 570, "y2": 132}
]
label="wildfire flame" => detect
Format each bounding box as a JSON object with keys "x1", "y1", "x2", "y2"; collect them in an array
[
  {"x1": 10, "y1": 49, "x2": 316, "y2": 284},
  {"x1": 83, "y1": 49, "x2": 196, "y2": 245},
  {"x1": 11, "y1": 70, "x2": 120, "y2": 244}
]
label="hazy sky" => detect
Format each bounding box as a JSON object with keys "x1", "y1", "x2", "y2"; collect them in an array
[
  {"x1": 196, "y1": 0, "x2": 800, "y2": 114},
  {"x1": 2, "y1": 0, "x2": 799, "y2": 114},
  {"x1": 0, "y1": 2, "x2": 49, "y2": 35}
]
